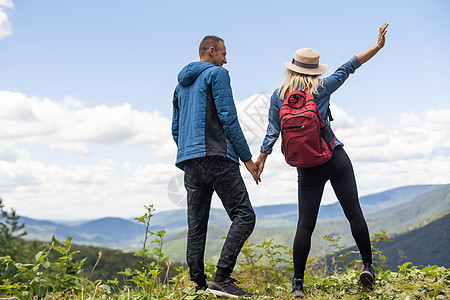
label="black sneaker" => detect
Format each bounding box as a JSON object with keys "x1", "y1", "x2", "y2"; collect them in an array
[
  {"x1": 291, "y1": 278, "x2": 305, "y2": 298},
  {"x1": 207, "y1": 277, "x2": 253, "y2": 298},
  {"x1": 195, "y1": 280, "x2": 208, "y2": 292},
  {"x1": 360, "y1": 263, "x2": 375, "y2": 290}
]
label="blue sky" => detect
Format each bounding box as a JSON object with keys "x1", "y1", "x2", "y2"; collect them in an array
[
  {"x1": 3, "y1": 0, "x2": 449, "y2": 117},
  {"x1": 0, "y1": 0, "x2": 449, "y2": 220}
]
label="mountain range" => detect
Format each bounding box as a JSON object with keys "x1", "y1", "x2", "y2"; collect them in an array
[{"x1": 20, "y1": 184, "x2": 450, "y2": 267}]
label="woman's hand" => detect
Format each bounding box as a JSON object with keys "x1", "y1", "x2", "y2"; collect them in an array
[
  {"x1": 357, "y1": 23, "x2": 389, "y2": 65},
  {"x1": 376, "y1": 23, "x2": 389, "y2": 50},
  {"x1": 255, "y1": 152, "x2": 269, "y2": 179},
  {"x1": 244, "y1": 159, "x2": 261, "y2": 185}
]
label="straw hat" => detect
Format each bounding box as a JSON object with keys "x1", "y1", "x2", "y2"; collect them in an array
[{"x1": 284, "y1": 48, "x2": 328, "y2": 75}]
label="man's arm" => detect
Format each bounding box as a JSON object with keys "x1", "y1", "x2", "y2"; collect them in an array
[
  {"x1": 210, "y1": 68, "x2": 260, "y2": 183},
  {"x1": 210, "y1": 68, "x2": 252, "y2": 161}
]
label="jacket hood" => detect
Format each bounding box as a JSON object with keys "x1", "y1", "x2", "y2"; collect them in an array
[{"x1": 178, "y1": 61, "x2": 215, "y2": 87}]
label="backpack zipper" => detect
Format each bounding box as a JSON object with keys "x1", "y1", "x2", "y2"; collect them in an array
[{"x1": 282, "y1": 125, "x2": 306, "y2": 130}]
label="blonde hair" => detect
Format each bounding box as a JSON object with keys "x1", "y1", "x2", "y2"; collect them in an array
[{"x1": 278, "y1": 69, "x2": 323, "y2": 98}]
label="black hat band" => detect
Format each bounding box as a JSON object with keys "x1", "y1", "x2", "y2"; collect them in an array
[{"x1": 292, "y1": 58, "x2": 319, "y2": 69}]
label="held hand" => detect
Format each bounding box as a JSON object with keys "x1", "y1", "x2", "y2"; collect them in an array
[
  {"x1": 377, "y1": 23, "x2": 389, "y2": 49},
  {"x1": 244, "y1": 159, "x2": 261, "y2": 185},
  {"x1": 255, "y1": 152, "x2": 269, "y2": 178}
]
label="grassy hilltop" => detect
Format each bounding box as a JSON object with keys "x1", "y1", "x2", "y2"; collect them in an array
[
  {"x1": 2, "y1": 205, "x2": 450, "y2": 299},
  {"x1": 1, "y1": 185, "x2": 449, "y2": 298}
]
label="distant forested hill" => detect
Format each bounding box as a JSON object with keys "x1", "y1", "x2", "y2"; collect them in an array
[
  {"x1": 334, "y1": 211, "x2": 450, "y2": 270},
  {"x1": 377, "y1": 211, "x2": 450, "y2": 269},
  {"x1": 18, "y1": 184, "x2": 450, "y2": 268}
]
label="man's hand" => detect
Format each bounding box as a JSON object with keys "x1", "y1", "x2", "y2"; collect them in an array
[
  {"x1": 244, "y1": 159, "x2": 261, "y2": 184},
  {"x1": 255, "y1": 152, "x2": 269, "y2": 179}
]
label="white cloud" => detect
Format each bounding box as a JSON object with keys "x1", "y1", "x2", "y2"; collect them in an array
[
  {"x1": 0, "y1": 0, "x2": 13, "y2": 7},
  {"x1": 0, "y1": 90, "x2": 179, "y2": 219},
  {"x1": 0, "y1": 0, "x2": 13, "y2": 39},
  {"x1": 236, "y1": 93, "x2": 271, "y2": 145},
  {"x1": 236, "y1": 95, "x2": 450, "y2": 207},
  {"x1": 0, "y1": 91, "x2": 176, "y2": 155},
  {"x1": 0, "y1": 141, "x2": 31, "y2": 162},
  {"x1": 0, "y1": 91, "x2": 448, "y2": 220},
  {"x1": 336, "y1": 108, "x2": 450, "y2": 162},
  {"x1": 1, "y1": 158, "x2": 180, "y2": 220}
]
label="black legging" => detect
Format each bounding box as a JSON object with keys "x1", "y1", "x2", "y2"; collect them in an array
[{"x1": 293, "y1": 145, "x2": 372, "y2": 279}]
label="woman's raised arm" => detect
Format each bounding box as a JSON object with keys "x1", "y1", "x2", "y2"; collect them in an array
[{"x1": 357, "y1": 23, "x2": 389, "y2": 65}]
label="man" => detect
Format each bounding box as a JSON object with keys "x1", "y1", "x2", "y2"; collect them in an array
[{"x1": 172, "y1": 35, "x2": 258, "y2": 298}]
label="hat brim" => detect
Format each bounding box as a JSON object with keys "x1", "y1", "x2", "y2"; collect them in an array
[{"x1": 284, "y1": 62, "x2": 328, "y2": 75}]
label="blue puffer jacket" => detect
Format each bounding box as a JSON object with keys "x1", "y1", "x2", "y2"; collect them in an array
[{"x1": 172, "y1": 61, "x2": 252, "y2": 169}]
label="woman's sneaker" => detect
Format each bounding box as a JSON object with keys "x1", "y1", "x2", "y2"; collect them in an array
[
  {"x1": 291, "y1": 278, "x2": 305, "y2": 298},
  {"x1": 360, "y1": 263, "x2": 375, "y2": 290},
  {"x1": 207, "y1": 276, "x2": 253, "y2": 298}
]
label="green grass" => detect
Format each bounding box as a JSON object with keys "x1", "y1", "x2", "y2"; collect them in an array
[
  {"x1": 3, "y1": 255, "x2": 447, "y2": 299},
  {"x1": 2, "y1": 235, "x2": 449, "y2": 300},
  {"x1": 1, "y1": 205, "x2": 449, "y2": 299}
]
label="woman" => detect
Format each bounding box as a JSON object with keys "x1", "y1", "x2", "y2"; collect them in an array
[{"x1": 256, "y1": 23, "x2": 388, "y2": 297}]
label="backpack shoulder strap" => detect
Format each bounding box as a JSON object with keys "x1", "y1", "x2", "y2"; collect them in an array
[
  {"x1": 327, "y1": 104, "x2": 334, "y2": 121},
  {"x1": 305, "y1": 89, "x2": 333, "y2": 122}
]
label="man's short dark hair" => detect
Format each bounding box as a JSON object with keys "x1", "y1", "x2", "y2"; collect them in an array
[{"x1": 199, "y1": 35, "x2": 224, "y2": 58}]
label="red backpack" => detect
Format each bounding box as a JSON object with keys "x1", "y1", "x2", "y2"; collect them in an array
[{"x1": 279, "y1": 90, "x2": 335, "y2": 168}]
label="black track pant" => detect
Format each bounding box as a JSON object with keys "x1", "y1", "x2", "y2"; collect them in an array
[
  {"x1": 183, "y1": 156, "x2": 256, "y2": 283},
  {"x1": 293, "y1": 145, "x2": 372, "y2": 279}
]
